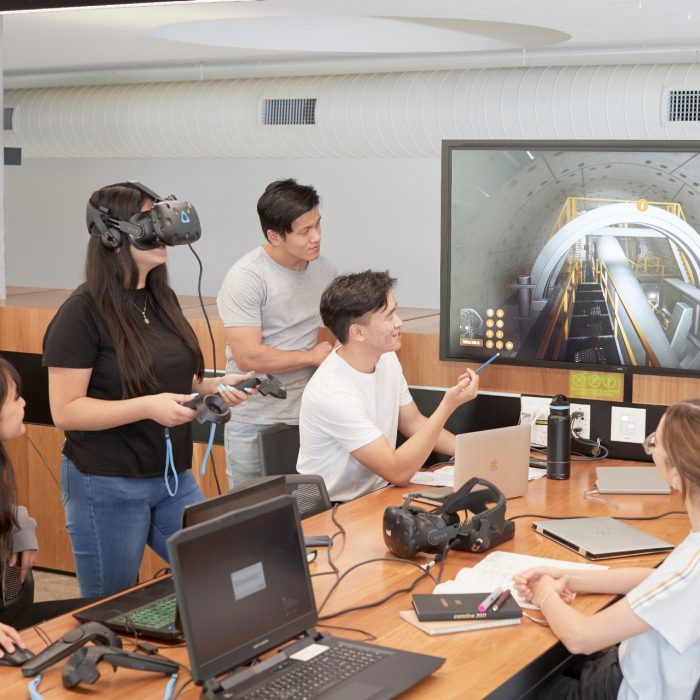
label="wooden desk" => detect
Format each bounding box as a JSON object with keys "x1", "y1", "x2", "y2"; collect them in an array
[{"x1": 0, "y1": 462, "x2": 688, "y2": 699}]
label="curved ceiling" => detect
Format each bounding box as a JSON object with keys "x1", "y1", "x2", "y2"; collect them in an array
[
  {"x1": 153, "y1": 16, "x2": 569, "y2": 53},
  {"x1": 4, "y1": 0, "x2": 700, "y2": 88}
]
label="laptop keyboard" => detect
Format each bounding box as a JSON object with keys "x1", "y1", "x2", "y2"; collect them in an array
[
  {"x1": 237, "y1": 642, "x2": 389, "y2": 699},
  {"x1": 107, "y1": 594, "x2": 177, "y2": 631}
]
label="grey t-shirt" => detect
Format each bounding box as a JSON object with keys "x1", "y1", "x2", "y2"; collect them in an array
[{"x1": 216, "y1": 246, "x2": 336, "y2": 425}]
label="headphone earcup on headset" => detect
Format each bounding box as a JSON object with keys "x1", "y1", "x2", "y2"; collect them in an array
[{"x1": 100, "y1": 227, "x2": 122, "y2": 250}]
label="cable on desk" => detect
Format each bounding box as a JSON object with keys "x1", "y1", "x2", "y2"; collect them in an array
[
  {"x1": 310, "y1": 504, "x2": 344, "y2": 579},
  {"x1": 319, "y1": 567, "x2": 431, "y2": 621},
  {"x1": 316, "y1": 623, "x2": 376, "y2": 642},
  {"x1": 31, "y1": 623, "x2": 52, "y2": 648},
  {"x1": 316, "y1": 556, "x2": 439, "y2": 621},
  {"x1": 171, "y1": 677, "x2": 194, "y2": 700},
  {"x1": 529, "y1": 444, "x2": 610, "y2": 461}
]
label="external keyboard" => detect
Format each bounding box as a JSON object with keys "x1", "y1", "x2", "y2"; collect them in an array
[{"x1": 239, "y1": 642, "x2": 388, "y2": 699}]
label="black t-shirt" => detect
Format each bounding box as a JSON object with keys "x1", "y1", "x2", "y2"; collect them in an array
[{"x1": 42, "y1": 284, "x2": 196, "y2": 478}]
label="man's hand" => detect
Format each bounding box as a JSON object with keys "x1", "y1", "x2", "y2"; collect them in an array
[
  {"x1": 309, "y1": 341, "x2": 333, "y2": 366},
  {"x1": 442, "y1": 369, "x2": 479, "y2": 412}
]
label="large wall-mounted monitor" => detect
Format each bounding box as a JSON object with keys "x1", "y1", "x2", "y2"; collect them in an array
[{"x1": 441, "y1": 140, "x2": 700, "y2": 377}]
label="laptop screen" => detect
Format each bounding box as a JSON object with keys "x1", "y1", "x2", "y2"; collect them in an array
[
  {"x1": 168, "y1": 495, "x2": 317, "y2": 684},
  {"x1": 181, "y1": 475, "x2": 286, "y2": 528}
]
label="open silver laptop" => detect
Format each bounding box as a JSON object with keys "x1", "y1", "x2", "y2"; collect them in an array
[
  {"x1": 454, "y1": 424, "x2": 531, "y2": 498},
  {"x1": 595, "y1": 467, "x2": 671, "y2": 494},
  {"x1": 532, "y1": 516, "x2": 674, "y2": 560}
]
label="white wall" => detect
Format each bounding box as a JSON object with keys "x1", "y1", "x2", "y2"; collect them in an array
[{"x1": 4, "y1": 156, "x2": 442, "y2": 308}]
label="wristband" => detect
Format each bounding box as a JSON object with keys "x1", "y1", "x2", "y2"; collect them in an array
[{"x1": 538, "y1": 590, "x2": 557, "y2": 611}]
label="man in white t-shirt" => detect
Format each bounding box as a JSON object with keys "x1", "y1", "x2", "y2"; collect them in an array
[{"x1": 297, "y1": 270, "x2": 478, "y2": 502}]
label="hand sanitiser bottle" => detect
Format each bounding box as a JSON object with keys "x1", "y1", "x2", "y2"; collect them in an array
[{"x1": 547, "y1": 394, "x2": 571, "y2": 480}]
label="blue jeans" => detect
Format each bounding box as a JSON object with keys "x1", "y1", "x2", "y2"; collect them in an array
[
  {"x1": 224, "y1": 421, "x2": 268, "y2": 489},
  {"x1": 61, "y1": 456, "x2": 204, "y2": 598}
]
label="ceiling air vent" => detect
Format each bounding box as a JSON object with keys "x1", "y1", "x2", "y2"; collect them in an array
[
  {"x1": 3, "y1": 107, "x2": 14, "y2": 131},
  {"x1": 668, "y1": 90, "x2": 700, "y2": 122},
  {"x1": 261, "y1": 98, "x2": 316, "y2": 126}
]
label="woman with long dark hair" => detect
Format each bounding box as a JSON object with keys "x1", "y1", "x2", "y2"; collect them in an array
[{"x1": 43, "y1": 182, "x2": 249, "y2": 598}]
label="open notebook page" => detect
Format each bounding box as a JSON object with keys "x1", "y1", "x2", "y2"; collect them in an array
[{"x1": 433, "y1": 550, "x2": 607, "y2": 609}]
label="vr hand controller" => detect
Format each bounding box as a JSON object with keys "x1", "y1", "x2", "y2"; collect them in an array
[
  {"x1": 183, "y1": 375, "x2": 287, "y2": 425},
  {"x1": 182, "y1": 393, "x2": 231, "y2": 425},
  {"x1": 22, "y1": 622, "x2": 122, "y2": 677},
  {"x1": 62, "y1": 645, "x2": 179, "y2": 689},
  {"x1": 221, "y1": 374, "x2": 287, "y2": 399}
]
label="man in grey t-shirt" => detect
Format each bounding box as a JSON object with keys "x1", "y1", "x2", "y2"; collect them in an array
[{"x1": 216, "y1": 179, "x2": 336, "y2": 487}]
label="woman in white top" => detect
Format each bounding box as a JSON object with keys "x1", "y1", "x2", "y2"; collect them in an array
[{"x1": 514, "y1": 399, "x2": 700, "y2": 700}]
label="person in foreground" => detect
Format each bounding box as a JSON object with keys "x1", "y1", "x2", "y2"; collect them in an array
[
  {"x1": 0, "y1": 357, "x2": 87, "y2": 658},
  {"x1": 514, "y1": 399, "x2": 700, "y2": 699},
  {"x1": 297, "y1": 270, "x2": 479, "y2": 502},
  {"x1": 217, "y1": 179, "x2": 336, "y2": 488},
  {"x1": 43, "y1": 182, "x2": 250, "y2": 599}
]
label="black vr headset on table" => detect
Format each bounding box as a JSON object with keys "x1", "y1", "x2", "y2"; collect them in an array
[
  {"x1": 383, "y1": 477, "x2": 515, "y2": 559},
  {"x1": 86, "y1": 181, "x2": 201, "y2": 250}
]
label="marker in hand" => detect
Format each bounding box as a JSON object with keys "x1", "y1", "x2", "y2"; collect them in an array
[{"x1": 475, "y1": 352, "x2": 500, "y2": 374}]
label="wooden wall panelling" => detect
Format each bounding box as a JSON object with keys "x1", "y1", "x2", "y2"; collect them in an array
[
  {"x1": 632, "y1": 373, "x2": 700, "y2": 406},
  {"x1": 0, "y1": 307, "x2": 58, "y2": 354},
  {"x1": 24, "y1": 425, "x2": 74, "y2": 572}
]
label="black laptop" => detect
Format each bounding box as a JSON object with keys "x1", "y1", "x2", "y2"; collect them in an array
[
  {"x1": 74, "y1": 476, "x2": 288, "y2": 641},
  {"x1": 167, "y1": 494, "x2": 444, "y2": 699}
]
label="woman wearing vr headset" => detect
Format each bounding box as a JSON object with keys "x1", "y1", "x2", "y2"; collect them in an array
[
  {"x1": 514, "y1": 400, "x2": 700, "y2": 699},
  {"x1": 42, "y1": 183, "x2": 250, "y2": 598}
]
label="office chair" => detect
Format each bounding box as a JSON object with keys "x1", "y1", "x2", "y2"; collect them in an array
[
  {"x1": 0, "y1": 565, "x2": 34, "y2": 626},
  {"x1": 285, "y1": 475, "x2": 332, "y2": 519},
  {"x1": 257, "y1": 423, "x2": 300, "y2": 476}
]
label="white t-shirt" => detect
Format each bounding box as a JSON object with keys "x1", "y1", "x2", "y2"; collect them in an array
[
  {"x1": 297, "y1": 349, "x2": 413, "y2": 502},
  {"x1": 618, "y1": 530, "x2": 700, "y2": 699}
]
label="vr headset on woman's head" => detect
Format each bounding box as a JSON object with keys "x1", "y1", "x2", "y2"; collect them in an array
[{"x1": 86, "y1": 181, "x2": 201, "y2": 250}]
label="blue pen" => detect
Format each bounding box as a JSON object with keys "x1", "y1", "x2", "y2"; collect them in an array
[{"x1": 475, "y1": 352, "x2": 500, "y2": 374}]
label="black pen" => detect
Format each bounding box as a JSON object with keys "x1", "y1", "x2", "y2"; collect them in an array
[{"x1": 492, "y1": 589, "x2": 511, "y2": 612}]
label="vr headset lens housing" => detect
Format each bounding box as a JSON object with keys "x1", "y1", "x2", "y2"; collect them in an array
[{"x1": 128, "y1": 199, "x2": 201, "y2": 250}]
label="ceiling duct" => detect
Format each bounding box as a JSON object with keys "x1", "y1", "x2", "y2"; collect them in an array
[
  {"x1": 261, "y1": 98, "x2": 316, "y2": 125},
  {"x1": 668, "y1": 89, "x2": 700, "y2": 122},
  {"x1": 5, "y1": 64, "x2": 700, "y2": 159}
]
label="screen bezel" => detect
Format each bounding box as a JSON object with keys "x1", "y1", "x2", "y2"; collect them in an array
[
  {"x1": 168, "y1": 495, "x2": 317, "y2": 685},
  {"x1": 440, "y1": 139, "x2": 700, "y2": 378}
]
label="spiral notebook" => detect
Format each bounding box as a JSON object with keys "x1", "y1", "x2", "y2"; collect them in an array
[{"x1": 399, "y1": 610, "x2": 521, "y2": 636}]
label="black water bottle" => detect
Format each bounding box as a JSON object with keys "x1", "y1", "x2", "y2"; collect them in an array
[{"x1": 547, "y1": 394, "x2": 571, "y2": 480}]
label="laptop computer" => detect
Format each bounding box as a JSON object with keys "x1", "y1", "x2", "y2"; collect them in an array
[
  {"x1": 453, "y1": 424, "x2": 531, "y2": 498},
  {"x1": 167, "y1": 494, "x2": 445, "y2": 699},
  {"x1": 595, "y1": 467, "x2": 671, "y2": 494},
  {"x1": 74, "y1": 475, "x2": 289, "y2": 641},
  {"x1": 531, "y1": 516, "x2": 674, "y2": 560}
]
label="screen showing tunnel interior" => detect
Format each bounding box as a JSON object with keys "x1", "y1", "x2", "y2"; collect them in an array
[{"x1": 442, "y1": 142, "x2": 700, "y2": 373}]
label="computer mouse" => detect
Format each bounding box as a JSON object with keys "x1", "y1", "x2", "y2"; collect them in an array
[{"x1": 0, "y1": 646, "x2": 34, "y2": 666}]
